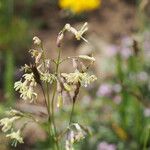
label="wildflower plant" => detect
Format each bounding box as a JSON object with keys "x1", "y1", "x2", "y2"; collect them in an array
[{"x1": 0, "y1": 23, "x2": 97, "y2": 149}]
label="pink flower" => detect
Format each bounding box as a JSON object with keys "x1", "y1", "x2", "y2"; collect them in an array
[
  {"x1": 97, "y1": 141, "x2": 116, "y2": 150},
  {"x1": 120, "y1": 47, "x2": 133, "y2": 59},
  {"x1": 97, "y1": 83, "x2": 112, "y2": 97},
  {"x1": 144, "y1": 108, "x2": 150, "y2": 117},
  {"x1": 106, "y1": 45, "x2": 119, "y2": 57}
]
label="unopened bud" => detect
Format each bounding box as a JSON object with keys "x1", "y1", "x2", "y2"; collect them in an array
[
  {"x1": 65, "y1": 24, "x2": 71, "y2": 31},
  {"x1": 64, "y1": 83, "x2": 72, "y2": 91},
  {"x1": 56, "y1": 33, "x2": 64, "y2": 47},
  {"x1": 57, "y1": 94, "x2": 63, "y2": 108},
  {"x1": 57, "y1": 80, "x2": 62, "y2": 93}
]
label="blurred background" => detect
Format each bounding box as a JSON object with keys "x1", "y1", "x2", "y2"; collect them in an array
[{"x1": 0, "y1": 0, "x2": 150, "y2": 149}]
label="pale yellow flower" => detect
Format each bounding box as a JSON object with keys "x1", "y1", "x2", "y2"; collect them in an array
[
  {"x1": 33, "y1": 36, "x2": 41, "y2": 45},
  {"x1": 61, "y1": 70, "x2": 97, "y2": 87},
  {"x1": 64, "y1": 22, "x2": 88, "y2": 42},
  {"x1": 6, "y1": 130, "x2": 24, "y2": 146},
  {"x1": 78, "y1": 55, "x2": 95, "y2": 62},
  {"x1": 0, "y1": 116, "x2": 20, "y2": 132}
]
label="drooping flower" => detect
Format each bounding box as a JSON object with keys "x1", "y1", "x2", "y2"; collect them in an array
[
  {"x1": 40, "y1": 72, "x2": 56, "y2": 84},
  {"x1": 61, "y1": 70, "x2": 97, "y2": 87},
  {"x1": 0, "y1": 116, "x2": 20, "y2": 132},
  {"x1": 6, "y1": 130, "x2": 24, "y2": 147},
  {"x1": 14, "y1": 73, "x2": 37, "y2": 102},
  {"x1": 65, "y1": 123, "x2": 86, "y2": 150},
  {"x1": 64, "y1": 22, "x2": 88, "y2": 42},
  {"x1": 6, "y1": 109, "x2": 23, "y2": 117},
  {"x1": 20, "y1": 86, "x2": 37, "y2": 102}
]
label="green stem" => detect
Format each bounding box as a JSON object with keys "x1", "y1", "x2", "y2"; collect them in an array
[
  {"x1": 41, "y1": 85, "x2": 52, "y2": 137},
  {"x1": 69, "y1": 102, "x2": 75, "y2": 125},
  {"x1": 50, "y1": 48, "x2": 61, "y2": 150},
  {"x1": 40, "y1": 44, "x2": 55, "y2": 146},
  {"x1": 143, "y1": 127, "x2": 150, "y2": 150},
  {"x1": 4, "y1": 50, "x2": 14, "y2": 103},
  {"x1": 41, "y1": 43, "x2": 60, "y2": 149}
]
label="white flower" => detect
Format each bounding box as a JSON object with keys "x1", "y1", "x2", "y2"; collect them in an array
[
  {"x1": 65, "y1": 140, "x2": 74, "y2": 150},
  {"x1": 81, "y1": 73, "x2": 97, "y2": 87},
  {"x1": 14, "y1": 80, "x2": 27, "y2": 92},
  {"x1": 71, "y1": 123, "x2": 85, "y2": 142},
  {"x1": 61, "y1": 70, "x2": 81, "y2": 84},
  {"x1": 64, "y1": 22, "x2": 88, "y2": 42},
  {"x1": 20, "y1": 86, "x2": 37, "y2": 102},
  {"x1": 33, "y1": 36, "x2": 41, "y2": 45},
  {"x1": 40, "y1": 72, "x2": 56, "y2": 83},
  {"x1": 0, "y1": 116, "x2": 20, "y2": 132},
  {"x1": 23, "y1": 73, "x2": 35, "y2": 82},
  {"x1": 6, "y1": 130, "x2": 24, "y2": 146},
  {"x1": 65, "y1": 123, "x2": 86, "y2": 150},
  {"x1": 14, "y1": 73, "x2": 37, "y2": 102},
  {"x1": 61, "y1": 70, "x2": 97, "y2": 87},
  {"x1": 6, "y1": 109, "x2": 23, "y2": 117}
]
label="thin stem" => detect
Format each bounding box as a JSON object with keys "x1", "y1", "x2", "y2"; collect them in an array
[
  {"x1": 69, "y1": 102, "x2": 75, "y2": 125},
  {"x1": 50, "y1": 48, "x2": 61, "y2": 150},
  {"x1": 69, "y1": 82, "x2": 80, "y2": 125},
  {"x1": 40, "y1": 85, "x2": 52, "y2": 137},
  {"x1": 55, "y1": 48, "x2": 61, "y2": 73},
  {"x1": 40, "y1": 44, "x2": 54, "y2": 141},
  {"x1": 143, "y1": 126, "x2": 150, "y2": 150},
  {"x1": 41, "y1": 43, "x2": 46, "y2": 69}
]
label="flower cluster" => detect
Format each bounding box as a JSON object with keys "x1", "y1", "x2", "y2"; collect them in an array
[
  {"x1": 59, "y1": 0, "x2": 101, "y2": 14},
  {"x1": 0, "y1": 109, "x2": 24, "y2": 146},
  {"x1": 14, "y1": 73, "x2": 37, "y2": 103},
  {"x1": 62, "y1": 70, "x2": 97, "y2": 87},
  {"x1": 6, "y1": 130, "x2": 23, "y2": 147},
  {"x1": 0, "y1": 116, "x2": 20, "y2": 132},
  {"x1": 40, "y1": 72, "x2": 56, "y2": 83}
]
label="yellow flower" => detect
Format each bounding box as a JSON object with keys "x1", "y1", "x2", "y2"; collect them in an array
[{"x1": 59, "y1": 0, "x2": 101, "y2": 14}]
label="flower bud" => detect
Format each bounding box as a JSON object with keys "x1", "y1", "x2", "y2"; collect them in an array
[
  {"x1": 57, "y1": 80, "x2": 62, "y2": 93},
  {"x1": 65, "y1": 24, "x2": 71, "y2": 31},
  {"x1": 57, "y1": 94, "x2": 63, "y2": 108},
  {"x1": 64, "y1": 83, "x2": 72, "y2": 91},
  {"x1": 56, "y1": 33, "x2": 64, "y2": 47}
]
